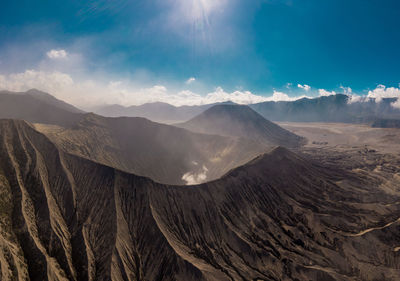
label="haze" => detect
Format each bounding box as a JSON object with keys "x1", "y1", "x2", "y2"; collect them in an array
[{"x1": 1, "y1": 1, "x2": 400, "y2": 281}]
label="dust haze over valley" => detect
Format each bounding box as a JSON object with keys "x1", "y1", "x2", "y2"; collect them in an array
[{"x1": 2, "y1": 1, "x2": 400, "y2": 280}]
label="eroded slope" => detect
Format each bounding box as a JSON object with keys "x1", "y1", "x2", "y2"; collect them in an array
[{"x1": 1, "y1": 120, "x2": 400, "y2": 280}]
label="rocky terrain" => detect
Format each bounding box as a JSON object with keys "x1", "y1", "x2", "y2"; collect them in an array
[{"x1": 1, "y1": 119, "x2": 400, "y2": 280}]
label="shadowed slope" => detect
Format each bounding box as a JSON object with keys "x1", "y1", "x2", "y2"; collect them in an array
[
  {"x1": 36, "y1": 113, "x2": 267, "y2": 185},
  {"x1": 0, "y1": 89, "x2": 84, "y2": 126},
  {"x1": 176, "y1": 104, "x2": 305, "y2": 148},
  {"x1": 1, "y1": 120, "x2": 400, "y2": 280}
]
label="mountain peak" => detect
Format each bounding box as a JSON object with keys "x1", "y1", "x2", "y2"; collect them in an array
[{"x1": 177, "y1": 104, "x2": 305, "y2": 148}]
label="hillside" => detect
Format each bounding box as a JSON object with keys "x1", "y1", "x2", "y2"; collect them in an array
[
  {"x1": 0, "y1": 89, "x2": 84, "y2": 126},
  {"x1": 36, "y1": 113, "x2": 267, "y2": 185},
  {"x1": 176, "y1": 104, "x2": 305, "y2": 148},
  {"x1": 1, "y1": 119, "x2": 400, "y2": 280}
]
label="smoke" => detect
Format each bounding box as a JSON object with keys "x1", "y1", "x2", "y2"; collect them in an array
[{"x1": 182, "y1": 165, "x2": 208, "y2": 185}]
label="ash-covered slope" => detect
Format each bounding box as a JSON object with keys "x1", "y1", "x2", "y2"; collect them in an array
[
  {"x1": 0, "y1": 89, "x2": 84, "y2": 126},
  {"x1": 36, "y1": 113, "x2": 266, "y2": 185},
  {"x1": 177, "y1": 104, "x2": 305, "y2": 148},
  {"x1": 0, "y1": 119, "x2": 204, "y2": 281},
  {"x1": 1, "y1": 119, "x2": 400, "y2": 280}
]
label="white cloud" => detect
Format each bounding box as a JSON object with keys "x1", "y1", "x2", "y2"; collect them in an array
[
  {"x1": 0, "y1": 70, "x2": 74, "y2": 93},
  {"x1": 0, "y1": 69, "x2": 310, "y2": 107},
  {"x1": 367, "y1": 84, "x2": 400, "y2": 103},
  {"x1": 297, "y1": 84, "x2": 311, "y2": 91},
  {"x1": 391, "y1": 99, "x2": 400, "y2": 109},
  {"x1": 268, "y1": 91, "x2": 309, "y2": 102},
  {"x1": 340, "y1": 86, "x2": 352, "y2": 95},
  {"x1": 341, "y1": 86, "x2": 363, "y2": 104},
  {"x1": 186, "y1": 77, "x2": 196, "y2": 84},
  {"x1": 182, "y1": 165, "x2": 209, "y2": 185},
  {"x1": 46, "y1": 49, "x2": 68, "y2": 59},
  {"x1": 319, "y1": 89, "x2": 336, "y2": 97},
  {"x1": 345, "y1": 85, "x2": 400, "y2": 108},
  {"x1": 173, "y1": 88, "x2": 309, "y2": 106},
  {"x1": 347, "y1": 94, "x2": 364, "y2": 104}
]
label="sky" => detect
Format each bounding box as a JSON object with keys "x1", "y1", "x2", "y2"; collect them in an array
[{"x1": 0, "y1": 0, "x2": 400, "y2": 107}]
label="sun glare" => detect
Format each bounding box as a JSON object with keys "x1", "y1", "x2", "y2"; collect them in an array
[{"x1": 174, "y1": 0, "x2": 226, "y2": 24}]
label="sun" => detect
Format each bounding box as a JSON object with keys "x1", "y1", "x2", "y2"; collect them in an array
[
  {"x1": 167, "y1": 0, "x2": 228, "y2": 54},
  {"x1": 173, "y1": 0, "x2": 226, "y2": 24}
]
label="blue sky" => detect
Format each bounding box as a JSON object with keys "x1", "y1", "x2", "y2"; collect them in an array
[{"x1": 0, "y1": 0, "x2": 400, "y2": 106}]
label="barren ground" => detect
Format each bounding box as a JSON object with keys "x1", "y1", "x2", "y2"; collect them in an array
[{"x1": 279, "y1": 122, "x2": 400, "y2": 154}]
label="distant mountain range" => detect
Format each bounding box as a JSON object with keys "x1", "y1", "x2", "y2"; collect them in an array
[
  {"x1": 5, "y1": 89, "x2": 400, "y2": 127},
  {"x1": 94, "y1": 93, "x2": 400, "y2": 126},
  {"x1": 250, "y1": 94, "x2": 400, "y2": 123},
  {"x1": 94, "y1": 101, "x2": 236, "y2": 123}
]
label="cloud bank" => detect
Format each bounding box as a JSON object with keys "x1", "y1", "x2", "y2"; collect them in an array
[
  {"x1": 367, "y1": 84, "x2": 400, "y2": 103},
  {"x1": 1, "y1": 49, "x2": 399, "y2": 109},
  {"x1": 0, "y1": 69, "x2": 311, "y2": 107},
  {"x1": 345, "y1": 84, "x2": 400, "y2": 108}
]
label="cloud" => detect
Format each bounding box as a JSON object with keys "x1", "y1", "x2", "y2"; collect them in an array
[
  {"x1": 367, "y1": 84, "x2": 400, "y2": 103},
  {"x1": 268, "y1": 91, "x2": 309, "y2": 102},
  {"x1": 345, "y1": 85, "x2": 400, "y2": 108},
  {"x1": 176, "y1": 88, "x2": 309, "y2": 106},
  {"x1": 391, "y1": 99, "x2": 400, "y2": 109},
  {"x1": 340, "y1": 86, "x2": 352, "y2": 95},
  {"x1": 46, "y1": 49, "x2": 68, "y2": 59},
  {"x1": 297, "y1": 84, "x2": 311, "y2": 91},
  {"x1": 186, "y1": 77, "x2": 196, "y2": 84},
  {"x1": 319, "y1": 89, "x2": 336, "y2": 97},
  {"x1": 0, "y1": 69, "x2": 310, "y2": 107},
  {"x1": 182, "y1": 165, "x2": 209, "y2": 185},
  {"x1": 347, "y1": 94, "x2": 364, "y2": 104},
  {"x1": 0, "y1": 70, "x2": 74, "y2": 93}
]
